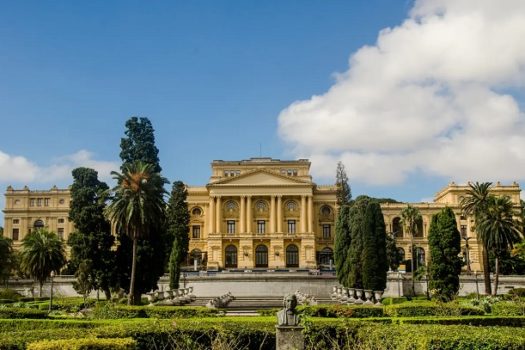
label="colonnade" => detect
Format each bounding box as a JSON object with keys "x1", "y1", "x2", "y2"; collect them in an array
[{"x1": 207, "y1": 195, "x2": 314, "y2": 234}]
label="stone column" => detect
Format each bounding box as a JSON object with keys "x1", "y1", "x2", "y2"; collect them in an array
[
  {"x1": 300, "y1": 196, "x2": 306, "y2": 233},
  {"x1": 246, "y1": 196, "x2": 252, "y2": 233},
  {"x1": 209, "y1": 197, "x2": 215, "y2": 234},
  {"x1": 215, "y1": 196, "x2": 222, "y2": 234},
  {"x1": 240, "y1": 196, "x2": 246, "y2": 234},
  {"x1": 277, "y1": 196, "x2": 283, "y2": 233},
  {"x1": 307, "y1": 195, "x2": 313, "y2": 233},
  {"x1": 270, "y1": 195, "x2": 276, "y2": 233}
]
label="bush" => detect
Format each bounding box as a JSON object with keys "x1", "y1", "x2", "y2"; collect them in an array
[
  {"x1": 393, "y1": 316, "x2": 525, "y2": 327},
  {"x1": 0, "y1": 289, "x2": 22, "y2": 301},
  {"x1": 90, "y1": 304, "x2": 221, "y2": 319},
  {"x1": 509, "y1": 288, "x2": 525, "y2": 298},
  {"x1": 27, "y1": 337, "x2": 136, "y2": 350},
  {"x1": 492, "y1": 301, "x2": 525, "y2": 316},
  {"x1": 384, "y1": 301, "x2": 484, "y2": 317},
  {"x1": 380, "y1": 297, "x2": 408, "y2": 305},
  {"x1": 298, "y1": 305, "x2": 384, "y2": 318},
  {"x1": 0, "y1": 307, "x2": 48, "y2": 319},
  {"x1": 0, "y1": 299, "x2": 14, "y2": 304}
]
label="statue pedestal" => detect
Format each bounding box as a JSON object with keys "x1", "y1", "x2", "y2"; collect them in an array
[{"x1": 276, "y1": 325, "x2": 304, "y2": 350}]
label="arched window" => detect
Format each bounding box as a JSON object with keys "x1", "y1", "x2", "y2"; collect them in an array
[
  {"x1": 225, "y1": 200, "x2": 238, "y2": 211},
  {"x1": 224, "y1": 245, "x2": 237, "y2": 268},
  {"x1": 190, "y1": 249, "x2": 202, "y2": 266},
  {"x1": 286, "y1": 244, "x2": 299, "y2": 267},
  {"x1": 320, "y1": 205, "x2": 332, "y2": 216},
  {"x1": 392, "y1": 217, "x2": 403, "y2": 238},
  {"x1": 33, "y1": 219, "x2": 44, "y2": 230},
  {"x1": 255, "y1": 245, "x2": 268, "y2": 268},
  {"x1": 318, "y1": 247, "x2": 334, "y2": 267},
  {"x1": 414, "y1": 217, "x2": 424, "y2": 238},
  {"x1": 397, "y1": 247, "x2": 405, "y2": 262},
  {"x1": 414, "y1": 247, "x2": 425, "y2": 270},
  {"x1": 255, "y1": 200, "x2": 268, "y2": 212},
  {"x1": 191, "y1": 207, "x2": 202, "y2": 216},
  {"x1": 286, "y1": 200, "x2": 298, "y2": 212}
]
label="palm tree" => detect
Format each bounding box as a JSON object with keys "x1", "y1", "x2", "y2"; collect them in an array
[
  {"x1": 401, "y1": 204, "x2": 422, "y2": 296},
  {"x1": 20, "y1": 229, "x2": 66, "y2": 297},
  {"x1": 460, "y1": 182, "x2": 493, "y2": 295},
  {"x1": 476, "y1": 195, "x2": 522, "y2": 295},
  {"x1": 105, "y1": 161, "x2": 167, "y2": 305}
]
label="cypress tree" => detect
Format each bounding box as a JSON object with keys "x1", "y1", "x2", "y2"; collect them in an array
[
  {"x1": 361, "y1": 200, "x2": 388, "y2": 291},
  {"x1": 334, "y1": 205, "x2": 351, "y2": 287},
  {"x1": 335, "y1": 161, "x2": 352, "y2": 207},
  {"x1": 428, "y1": 207, "x2": 462, "y2": 301},
  {"x1": 167, "y1": 181, "x2": 190, "y2": 289},
  {"x1": 68, "y1": 167, "x2": 115, "y2": 299},
  {"x1": 115, "y1": 117, "x2": 168, "y2": 300},
  {"x1": 347, "y1": 196, "x2": 368, "y2": 289}
]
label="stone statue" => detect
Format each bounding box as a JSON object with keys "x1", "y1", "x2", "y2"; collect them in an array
[{"x1": 277, "y1": 294, "x2": 300, "y2": 326}]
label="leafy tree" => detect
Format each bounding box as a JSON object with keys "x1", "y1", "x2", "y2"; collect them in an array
[
  {"x1": 460, "y1": 182, "x2": 493, "y2": 295},
  {"x1": 0, "y1": 235, "x2": 15, "y2": 285},
  {"x1": 361, "y1": 198, "x2": 388, "y2": 291},
  {"x1": 114, "y1": 117, "x2": 168, "y2": 304},
  {"x1": 401, "y1": 204, "x2": 422, "y2": 295},
  {"x1": 477, "y1": 195, "x2": 522, "y2": 295},
  {"x1": 167, "y1": 181, "x2": 190, "y2": 289},
  {"x1": 385, "y1": 233, "x2": 402, "y2": 271},
  {"x1": 20, "y1": 229, "x2": 66, "y2": 297},
  {"x1": 73, "y1": 260, "x2": 93, "y2": 306},
  {"x1": 68, "y1": 167, "x2": 115, "y2": 299},
  {"x1": 427, "y1": 207, "x2": 462, "y2": 301},
  {"x1": 105, "y1": 161, "x2": 167, "y2": 305},
  {"x1": 334, "y1": 205, "x2": 351, "y2": 286},
  {"x1": 335, "y1": 161, "x2": 351, "y2": 207}
]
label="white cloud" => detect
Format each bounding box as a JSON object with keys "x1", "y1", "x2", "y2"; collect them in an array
[
  {"x1": 278, "y1": 0, "x2": 525, "y2": 185},
  {"x1": 0, "y1": 149, "x2": 119, "y2": 185}
]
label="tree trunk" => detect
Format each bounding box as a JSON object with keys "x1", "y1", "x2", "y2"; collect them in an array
[
  {"x1": 493, "y1": 257, "x2": 499, "y2": 296},
  {"x1": 39, "y1": 282, "x2": 43, "y2": 298},
  {"x1": 481, "y1": 245, "x2": 492, "y2": 295},
  {"x1": 128, "y1": 238, "x2": 138, "y2": 306},
  {"x1": 103, "y1": 288, "x2": 111, "y2": 301}
]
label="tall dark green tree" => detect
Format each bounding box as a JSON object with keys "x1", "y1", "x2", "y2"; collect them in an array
[
  {"x1": 385, "y1": 233, "x2": 402, "y2": 271},
  {"x1": 347, "y1": 197, "x2": 367, "y2": 288},
  {"x1": 401, "y1": 204, "x2": 422, "y2": 295},
  {"x1": 335, "y1": 161, "x2": 351, "y2": 207},
  {"x1": 428, "y1": 207, "x2": 462, "y2": 301},
  {"x1": 361, "y1": 199, "x2": 388, "y2": 291},
  {"x1": 68, "y1": 167, "x2": 115, "y2": 299},
  {"x1": 167, "y1": 181, "x2": 190, "y2": 289},
  {"x1": 0, "y1": 234, "x2": 15, "y2": 285},
  {"x1": 114, "y1": 117, "x2": 168, "y2": 303},
  {"x1": 20, "y1": 229, "x2": 66, "y2": 297},
  {"x1": 105, "y1": 161, "x2": 167, "y2": 305},
  {"x1": 460, "y1": 182, "x2": 493, "y2": 295},
  {"x1": 334, "y1": 205, "x2": 351, "y2": 286}
]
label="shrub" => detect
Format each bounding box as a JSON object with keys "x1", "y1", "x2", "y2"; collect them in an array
[
  {"x1": 380, "y1": 297, "x2": 407, "y2": 305},
  {"x1": 384, "y1": 301, "x2": 484, "y2": 317},
  {"x1": 492, "y1": 301, "x2": 525, "y2": 316},
  {"x1": 393, "y1": 316, "x2": 525, "y2": 327},
  {"x1": 27, "y1": 337, "x2": 136, "y2": 350},
  {"x1": 509, "y1": 288, "x2": 525, "y2": 298},
  {"x1": 298, "y1": 305, "x2": 384, "y2": 318},
  {"x1": 0, "y1": 289, "x2": 22, "y2": 301},
  {"x1": 90, "y1": 304, "x2": 221, "y2": 319},
  {"x1": 0, "y1": 299, "x2": 14, "y2": 304},
  {"x1": 0, "y1": 307, "x2": 48, "y2": 319}
]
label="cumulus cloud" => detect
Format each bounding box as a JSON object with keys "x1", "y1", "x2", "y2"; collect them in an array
[
  {"x1": 278, "y1": 0, "x2": 525, "y2": 185},
  {"x1": 0, "y1": 149, "x2": 119, "y2": 184}
]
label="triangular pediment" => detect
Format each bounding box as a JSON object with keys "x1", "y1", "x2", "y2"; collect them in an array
[{"x1": 210, "y1": 170, "x2": 310, "y2": 186}]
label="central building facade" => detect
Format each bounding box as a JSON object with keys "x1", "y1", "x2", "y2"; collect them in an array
[{"x1": 186, "y1": 158, "x2": 337, "y2": 270}]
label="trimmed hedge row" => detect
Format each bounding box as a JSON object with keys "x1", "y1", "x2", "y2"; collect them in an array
[
  {"x1": 491, "y1": 301, "x2": 525, "y2": 316},
  {"x1": 298, "y1": 304, "x2": 384, "y2": 318},
  {"x1": 90, "y1": 304, "x2": 222, "y2": 319},
  {"x1": 27, "y1": 338, "x2": 136, "y2": 350},
  {"x1": 0, "y1": 308, "x2": 48, "y2": 319},
  {"x1": 384, "y1": 301, "x2": 484, "y2": 317}
]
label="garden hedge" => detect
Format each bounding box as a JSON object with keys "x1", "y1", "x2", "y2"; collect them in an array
[
  {"x1": 90, "y1": 304, "x2": 222, "y2": 319},
  {"x1": 0, "y1": 308, "x2": 47, "y2": 319},
  {"x1": 298, "y1": 304, "x2": 384, "y2": 318},
  {"x1": 26, "y1": 338, "x2": 136, "y2": 350},
  {"x1": 384, "y1": 301, "x2": 484, "y2": 317}
]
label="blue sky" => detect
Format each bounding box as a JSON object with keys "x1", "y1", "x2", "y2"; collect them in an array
[{"x1": 1, "y1": 0, "x2": 524, "y2": 223}]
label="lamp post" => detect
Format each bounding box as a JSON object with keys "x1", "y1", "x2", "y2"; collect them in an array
[
  {"x1": 462, "y1": 236, "x2": 472, "y2": 273},
  {"x1": 48, "y1": 271, "x2": 55, "y2": 313}
]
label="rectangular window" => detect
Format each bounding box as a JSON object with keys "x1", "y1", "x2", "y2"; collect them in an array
[
  {"x1": 323, "y1": 224, "x2": 331, "y2": 239},
  {"x1": 288, "y1": 220, "x2": 296, "y2": 234},
  {"x1": 227, "y1": 220, "x2": 236, "y2": 234},
  {"x1": 30, "y1": 199, "x2": 35, "y2": 207},
  {"x1": 36, "y1": 198, "x2": 42, "y2": 207},
  {"x1": 460, "y1": 225, "x2": 467, "y2": 238},
  {"x1": 192, "y1": 225, "x2": 201, "y2": 239},
  {"x1": 257, "y1": 220, "x2": 265, "y2": 234},
  {"x1": 57, "y1": 228, "x2": 64, "y2": 240},
  {"x1": 13, "y1": 219, "x2": 19, "y2": 225},
  {"x1": 58, "y1": 218, "x2": 65, "y2": 224},
  {"x1": 44, "y1": 198, "x2": 50, "y2": 206},
  {"x1": 12, "y1": 228, "x2": 19, "y2": 241}
]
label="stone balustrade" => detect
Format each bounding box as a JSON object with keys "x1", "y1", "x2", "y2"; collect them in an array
[
  {"x1": 331, "y1": 286, "x2": 384, "y2": 306},
  {"x1": 146, "y1": 287, "x2": 196, "y2": 306},
  {"x1": 206, "y1": 291, "x2": 235, "y2": 309}
]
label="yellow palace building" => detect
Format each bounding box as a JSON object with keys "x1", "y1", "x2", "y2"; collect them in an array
[{"x1": 3, "y1": 158, "x2": 522, "y2": 272}]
